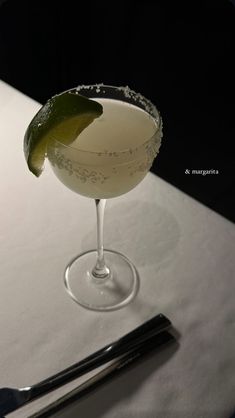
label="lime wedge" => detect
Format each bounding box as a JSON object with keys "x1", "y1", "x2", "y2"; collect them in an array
[{"x1": 24, "y1": 91, "x2": 103, "y2": 176}]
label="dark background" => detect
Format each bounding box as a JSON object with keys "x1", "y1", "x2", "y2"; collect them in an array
[{"x1": 0, "y1": 0, "x2": 234, "y2": 222}]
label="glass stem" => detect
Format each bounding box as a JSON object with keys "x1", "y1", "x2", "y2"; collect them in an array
[{"x1": 92, "y1": 199, "x2": 110, "y2": 279}]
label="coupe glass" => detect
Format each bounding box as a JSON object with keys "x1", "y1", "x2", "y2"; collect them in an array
[{"x1": 47, "y1": 85, "x2": 162, "y2": 311}]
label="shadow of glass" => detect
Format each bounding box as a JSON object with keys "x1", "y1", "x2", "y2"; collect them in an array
[{"x1": 82, "y1": 200, "x2": 180, "y2": 269}]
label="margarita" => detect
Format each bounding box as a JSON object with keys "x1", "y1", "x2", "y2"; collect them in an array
[
  {"x1": 47, "y1": 98, "x2": 162, "y2": 199},
  {"x1": 24, "y1": 84, "x2": 162, "y2": 311}
]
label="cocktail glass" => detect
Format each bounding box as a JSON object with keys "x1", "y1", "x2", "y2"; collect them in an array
[{"x1": 47, "y1": 85, "x2": 162, "y2": 311}]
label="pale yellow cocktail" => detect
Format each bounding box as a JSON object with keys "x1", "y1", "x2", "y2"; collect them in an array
[{"x1": 47, "y1": 97, "x2": 162, "y2": 199}]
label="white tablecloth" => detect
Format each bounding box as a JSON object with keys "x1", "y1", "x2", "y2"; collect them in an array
[{"x1": 0, "y1": 80, "x2": 235, "y2": 417}]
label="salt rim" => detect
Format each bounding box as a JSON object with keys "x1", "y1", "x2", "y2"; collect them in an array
[{"x1": 74, "y1": 84, "x2": 160, "y2": 122}]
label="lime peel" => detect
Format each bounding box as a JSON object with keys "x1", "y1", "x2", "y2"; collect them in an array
[{"x1": 24, "y1": 91, "x2": 103, "y2": 176}]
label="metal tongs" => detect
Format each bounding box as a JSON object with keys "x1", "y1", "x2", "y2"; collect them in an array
[{"x1": 0, "y1": 313, "x2": 175, "y2": 416}]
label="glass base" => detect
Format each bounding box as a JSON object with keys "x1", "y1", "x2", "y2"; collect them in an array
[{"x1": 64, "y1": 249, "x2": 139, "y2": 311}]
